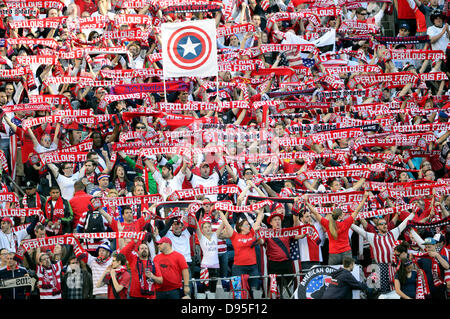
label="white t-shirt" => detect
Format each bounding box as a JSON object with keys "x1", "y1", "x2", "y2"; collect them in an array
[
  {"x1": 56, "y1": 171, "x2": 80, "y2": 200},
  {"x1": 189, "y1": 172, "x2": 220, "y2": 201},
  {"x1": 199, "y1": 233, "x2": 219, "y2": 269},
  {"x1": 152, "y1": 169, "x2": 185, "y2": 201},
  {"x1": 427, "y1": 25, "x2": 449, "y2": 51},
  {"x1": 166, "y1": 229, "x2": 192, "y2": 263},
  {"x1": 34, "y1": 142, "x2": 58, "y2": 154}
]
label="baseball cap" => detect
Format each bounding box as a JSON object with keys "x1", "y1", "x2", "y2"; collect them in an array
[
  {"x1": 1, "y1": 217, "x2": 14, "y2": 226},
  {"x1": 156, "y1": 237, "x2": 172, "y2": 245},
  {"x1": 399, "y1": 23, "x2": 410, "y2": 30},
  {"x1": 267, "y1": 211, "x2": 284, "y2": 224},
  {"x1": 24, "y1": 180, "x2": 37, "y2": 189},
  {"x1": 423, "y1": 237, "x2": 437, "y2": 245},
  {"x1": 97, "y1": 242, "x2": 112, "y2": 254}
]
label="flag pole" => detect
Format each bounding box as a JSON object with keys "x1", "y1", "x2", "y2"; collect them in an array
[{"x1": 163, "y1": 74, "x2": 167, "y2": 103}]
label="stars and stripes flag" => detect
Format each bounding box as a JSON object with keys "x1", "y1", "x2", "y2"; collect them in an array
[{"x1": 161, "y1": 19, "x2": 218, "y2": 78}]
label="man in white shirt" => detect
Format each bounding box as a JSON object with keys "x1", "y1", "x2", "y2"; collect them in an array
[
  {"x1": 146, "y1": 159, "x2": 188, "y2": 202},
  {"x1": 185, "y1": 162, "x2": 221, "y2": 201},
  {"x1": 427, "y1": 10, "x2": 449, "y2": 70}
]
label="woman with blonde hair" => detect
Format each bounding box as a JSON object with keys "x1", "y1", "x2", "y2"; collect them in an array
[{"x1": 304, "y1": 192, "x2": 369, "y2": 265}]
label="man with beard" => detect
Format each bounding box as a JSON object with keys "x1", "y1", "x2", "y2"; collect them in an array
[
  {"x1": 120, "y1": 239, "x2": 163, "y2": 299},
  {"x1": 146, "y1": 160, "x2": 189, "y2": 201}
]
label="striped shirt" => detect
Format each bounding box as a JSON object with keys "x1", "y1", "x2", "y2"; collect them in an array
[
  {"x1": 86, "y1": 254, "x2": 112, "y2": 296},
  {"x1": 351, "y1": 215, "x2": 412, "y2": 264},
  {"x1": 37, "y1": 261, "x2": 62, "y2": 299}
]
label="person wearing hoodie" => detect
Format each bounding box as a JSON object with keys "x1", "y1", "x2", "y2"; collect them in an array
[{"x1": 322, "y1": 257, "x2": 369, "y2": 299}]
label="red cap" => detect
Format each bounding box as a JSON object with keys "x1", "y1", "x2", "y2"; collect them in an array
[
  {"x1": 2, "y1": 217, "x2": 14, "y2": 226},
  {"x1": 155, "y1": 237, "x2": 172, "y2": 245},
  {"x1": 267, "y1": 211, "x2": 284, "y2": 224}
]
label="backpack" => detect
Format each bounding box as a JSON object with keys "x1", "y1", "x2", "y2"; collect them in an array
[{"x1": 85, "y1": 210, "x2": 106, "y2": 233}]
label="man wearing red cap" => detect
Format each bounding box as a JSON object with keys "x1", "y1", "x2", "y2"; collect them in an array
[
  {"x1": 153, "y1": 236, "x2": 190, "y2": 299},
  {"x1": 0, "y1": 216, "x2": 37, "y2": 253},
  {"x1": 260, "y1": 210, "x2": 303, "y2": 297}
]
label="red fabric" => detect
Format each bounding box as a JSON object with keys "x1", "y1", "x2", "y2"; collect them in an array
[
  {"x1": 153, "y1": 250, "x2": 188, "y2": 292},
  {"x1": 111, "y1": 216, "x2": 147, "y2": 232},
  {"x1": 283, "y1": 161, "x2": 303, "y2": 174},
  {"x1": 120, "y1": 241, "x2": 161, "y2": 298},
  {"x1": 107, "y1": 270, "x2": 131, "y2": 299},
  {"x1": 320, "y1": 216, "x2": 354, "y2": 254},
  {"x1": 230, "y1": 228, "x2": 257, "y2": 266},
  {"x1": 265, "y1": 236, "x2": 292, "y2": 262},
  {"x1": 16, "y1": 125, "x2": 43, "y2": 164},
  {"x1": 69, "y1": 190, "x2": 93, "y2": 229},
  {"x1": 396, "y1": 0, "x2": 415, "y2": 19},
  {"x1": 75, "y1": 0, "x2": 98, "y2": 15}
]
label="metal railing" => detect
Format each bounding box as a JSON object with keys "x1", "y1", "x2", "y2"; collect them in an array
[{"x1": 189, "y1": 272, "x2": 306, "y2": 299}]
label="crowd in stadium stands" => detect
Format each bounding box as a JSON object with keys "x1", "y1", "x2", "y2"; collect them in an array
[{"x1": 0, "y1": 0, "x2": 449, "y2": 300}]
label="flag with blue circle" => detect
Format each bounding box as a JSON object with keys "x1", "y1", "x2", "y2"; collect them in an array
[{"x1": 161, "y1": 19, "x2": 218, "y2": 78}]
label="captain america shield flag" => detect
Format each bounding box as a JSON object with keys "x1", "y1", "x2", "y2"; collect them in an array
[{"x1": 162, "y1": 19, "x2": 218, "y2": 78}]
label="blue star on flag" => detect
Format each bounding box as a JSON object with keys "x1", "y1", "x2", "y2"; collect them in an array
[{"x1": 302, "y1": 58, "x2": 315, "y2": 68}]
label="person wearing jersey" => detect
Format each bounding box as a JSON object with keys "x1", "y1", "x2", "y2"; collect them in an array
[
  {"x1": 120, "y1": 239, "x2": 163, "y2": 299},
  {"x1": 194, "y1": 214, "x2": 225, "y2": 299}
]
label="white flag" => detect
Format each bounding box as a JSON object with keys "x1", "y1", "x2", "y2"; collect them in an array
[{"x1": 161, "y1": 19, "x2": 218, "y2": 78}]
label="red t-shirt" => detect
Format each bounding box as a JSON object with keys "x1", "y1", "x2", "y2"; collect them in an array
[
  {"x1": 153, "y1": 250, "x2": 188, "y2": 292},
  {"x1": 320, "y1": 216, "x2": 354, "y2": 254},
  {"x1": 107, "y1": 270, "x2": 131, "y2": 299},
  {"x1": 111, "y1": 217, "x2": 147, "y2": 233},
  {"x1": 230, "y1": 228, "x2": 257, "y2": 266}
]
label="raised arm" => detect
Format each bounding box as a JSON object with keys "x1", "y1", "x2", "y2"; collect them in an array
[
  {"x1": 218, "y1": 211, "x2": 234, "y2": 238},
  {"x1": 351, "y1": 192, "x2": 369, "y2": 220},
  {"x1": 304, "y1": 195, "x2": 322, "y2": 223}
]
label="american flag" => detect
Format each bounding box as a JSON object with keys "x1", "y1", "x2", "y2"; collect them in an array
[
  {"x1": 306, "y1": 275, "x2": 328, "y2": 299},
  {"x1": 302, "y1": 58, "x2": 315, "y2": 68}
]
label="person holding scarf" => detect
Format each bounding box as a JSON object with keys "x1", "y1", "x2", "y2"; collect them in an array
[
  {"x1": 304, "y1": 192, "x2": 369, "y2": 265},
  {"x1": 36, "y1": 252, "x2": 63, "y2": 299},
  {"x1": 218, "y1": 208, "x2": 265, "y2": 298},
  {"x1": 96, "y1": 252, "x2": 131, "y2": 299},
  {"x1": 120, "y1": 239, "x2": 163, "y2": 299},
  {"x1": 414, "y1": 236, "x2": 450, "y2": 299},
  {"x1": 21, "y1": 180, "x2": 45, "y2": 219},
  {"x1": 43, "y1": 186, "x2": 73, "y2": 236},
  {"x1": 194, "y1": 214, "x2": 226, "y2": 299},
  {"x1": 260, "y1": 210, "x2": 303, "y2": 298}
]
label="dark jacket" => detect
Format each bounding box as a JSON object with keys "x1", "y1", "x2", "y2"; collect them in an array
[
  {"x1": 0, "y1": 266, "x2": 32, "y2": 299},
  {"x1": 322, "y1": 267, "x2": 368, "y2": 299},
  {"x1": 61, "y1": 268, "x2": 93, "y2": 299}
]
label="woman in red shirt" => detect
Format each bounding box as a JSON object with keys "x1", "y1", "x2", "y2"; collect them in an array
[
  {"x1": 219, "y1": 209, "x2": 264, "y2": 294},
  {"x1": 304, "y1": 192, "x2": 369, "y2": 265}
]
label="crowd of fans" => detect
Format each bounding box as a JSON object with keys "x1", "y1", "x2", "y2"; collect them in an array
[{"x1": 0, "y1": 0, "x2": 449, "y2": 300}]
